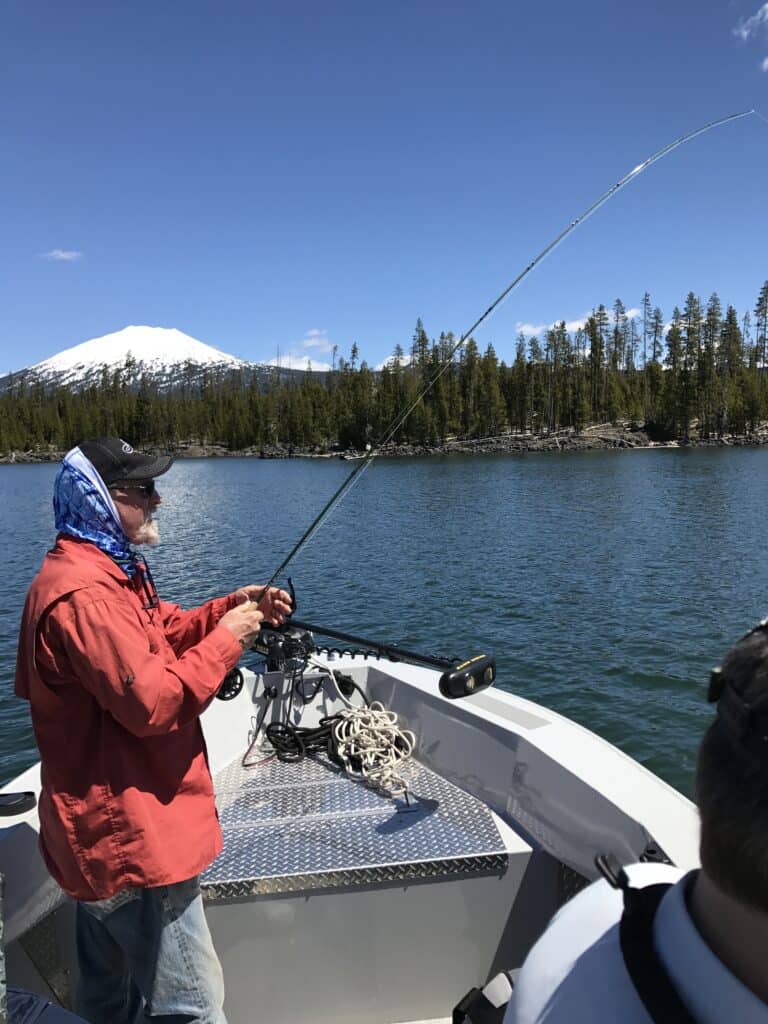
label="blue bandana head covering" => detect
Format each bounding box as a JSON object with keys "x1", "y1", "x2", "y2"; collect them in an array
[{"x1": 54, "y1": 446, "x2": 138, "y2": 576}]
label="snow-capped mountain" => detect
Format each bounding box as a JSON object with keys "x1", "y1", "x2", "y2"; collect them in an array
[{"x1": 0, "y1": 325, "x2": 287, "y2": 392}]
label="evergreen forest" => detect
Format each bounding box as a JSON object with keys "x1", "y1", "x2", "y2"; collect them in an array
[{"x1": 2, "y1": 283, "x2": 768, "y2": 454}]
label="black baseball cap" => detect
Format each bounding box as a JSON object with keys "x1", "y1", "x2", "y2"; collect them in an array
[{"x1": 78, "y1": 437, "x2": 174, "y2": 485}]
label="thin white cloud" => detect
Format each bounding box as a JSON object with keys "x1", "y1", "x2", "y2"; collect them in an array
[
  {"x1": 762, "y1": 55, "x2": 768, "y2": 70},
  {"x1": 733, "y1": 2, "x2": 768, "y2": 40},
  {"x1": 266, "y1": 354, "x2": 332, "y2": 371},
  {"x1": 515, "y1": 322, "x2": 548, "y2": 337},
  {"x1": 564, "y1": 317, "x2": 589, "y2": 332},
  {"x1": 41, "y1": 249, "x2": 83, "y2": 262},
  {"x1": 515, "y1": 315, "x2": 589, "y2": 337},
  {"x1": 375, "y1": 352, "x2": 414, "y2": 371},
  {"x1": 516, "y1": 309, "x2": 640, "y2": 337},
  {"x1": 300, "y1": 328, "x2": 333, "y2": 354},
  {"x1": 265, "y1": 328, "x2": 335, "y2": 371}
]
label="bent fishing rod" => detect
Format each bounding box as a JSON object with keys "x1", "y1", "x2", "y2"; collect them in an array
[
  {"x1": 256, "y1": 108, "x2": 758, "y2": 598},
  {"x1": 242, "y1": 109, "x2": 764, "y2": 699}
]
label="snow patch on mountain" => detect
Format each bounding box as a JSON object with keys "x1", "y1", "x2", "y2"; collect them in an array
[
  {"x1": 28, "y1": 325, "x2": 248, "y2": 383},
  {"x1": 0, "y1": 324, "x2": 320, "y2": 394}
]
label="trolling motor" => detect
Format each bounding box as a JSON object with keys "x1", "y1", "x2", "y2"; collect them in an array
[
  {"x1": 218, "y1": 574, "x2": 494, "y2": 700},
  {"x1": 258, "y1": 617, "x2": 496, "y2": 700},
  {"x1": 216, "y1": 611, "x2": 495, "y2": 808}
]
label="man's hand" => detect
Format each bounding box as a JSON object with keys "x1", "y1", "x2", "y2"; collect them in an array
[
  {"x1": 234, "y1": 585, "x2": 292, "y2": 626},
  {"x1": 219, "y1": 602, "x2": 265, "y2": 651}
]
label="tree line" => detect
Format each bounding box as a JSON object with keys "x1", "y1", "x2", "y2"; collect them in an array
[{"x1": 2, "y1": 282, "x2": 767, "y2": 454}]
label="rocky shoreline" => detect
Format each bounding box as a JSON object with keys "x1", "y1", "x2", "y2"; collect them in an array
[{"x1": 3, "y1": 425, "x2": 768, "y2": 465}]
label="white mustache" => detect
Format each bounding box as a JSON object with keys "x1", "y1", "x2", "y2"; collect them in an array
[{"x1": 134, "y1": 519, "x2": 160, "y2": 546}]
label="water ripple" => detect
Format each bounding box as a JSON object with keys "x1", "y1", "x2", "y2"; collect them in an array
[{"x1": 2, "y1": 448, "x2": 767, "y2": 796}]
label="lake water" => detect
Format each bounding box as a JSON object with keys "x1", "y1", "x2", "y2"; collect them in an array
[{"x1": 2, "y1": 448, "x2": 768, "y2": 796}]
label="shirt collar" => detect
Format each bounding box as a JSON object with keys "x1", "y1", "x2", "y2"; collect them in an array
[{"x1": 656, "y1": 870, "x2": 768, "y2": 1022}]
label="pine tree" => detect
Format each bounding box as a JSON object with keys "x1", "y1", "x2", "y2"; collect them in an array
[
  {"x1": 477, "y1": 344, "x2": 506, "y2": 436},
  {"x1": 660, "y1": 308, "x2": 684, "y2": 436},
  {"x1": 585, "y1": 315, "x2": 604, "y2": 422},
  {"x1": 459, "y1": 339, "x2": 480, "y2": 437}
]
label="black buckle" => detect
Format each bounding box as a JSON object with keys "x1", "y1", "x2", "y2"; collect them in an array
[{"x1": 595, "y1": 852, "x2": 630, "y2": 891}]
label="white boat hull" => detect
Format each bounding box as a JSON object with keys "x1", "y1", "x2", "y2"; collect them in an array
[{"x1": 1, "y1": 654, "x2": 699, "y2": 1022}]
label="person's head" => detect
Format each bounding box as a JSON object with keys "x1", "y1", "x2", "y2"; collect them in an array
[
  {"x1": 696, "y1": 622, "x2": 768, "y2": 913},
  {"x1": 77, "y1": 438, "x2": 172, "y2": 546}
]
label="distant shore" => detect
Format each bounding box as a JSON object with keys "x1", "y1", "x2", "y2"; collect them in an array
[{"x1": 4, "y1": 424, "x2": 768, "y2": 466}]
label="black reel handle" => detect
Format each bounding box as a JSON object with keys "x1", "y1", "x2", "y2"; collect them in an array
[{"x1": 216, "y1": 667, "x2": 245, "y2": 701}]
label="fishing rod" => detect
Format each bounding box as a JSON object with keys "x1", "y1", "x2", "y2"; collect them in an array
[{"x1": 259, "y1": 108, "x2": 758, "y2": 594}]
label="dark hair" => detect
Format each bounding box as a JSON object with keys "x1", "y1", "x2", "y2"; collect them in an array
[{"x1": 696, "y1": 627, "x2": 768, "y2": 913}]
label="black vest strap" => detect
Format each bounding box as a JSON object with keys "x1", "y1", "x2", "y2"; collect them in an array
[{"x1": 619, "y1": 883, "x2": 698, "y2": 1023}]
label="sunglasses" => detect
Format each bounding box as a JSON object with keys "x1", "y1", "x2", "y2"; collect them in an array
[
  {"x1": 708, "y1": 616, "x2": 768, "y2": 703},
  {"x1": 110, "y1": 481, "x2": 156, "y2": 498}
]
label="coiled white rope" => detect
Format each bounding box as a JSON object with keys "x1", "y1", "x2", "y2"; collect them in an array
[{"x1": 332, "y1": 701, "x2": 416, "y2": 799}]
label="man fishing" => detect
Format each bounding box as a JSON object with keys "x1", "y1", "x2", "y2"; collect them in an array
[{"x1": 14, "y1": 437, "x2": 291, "y2": 1024}]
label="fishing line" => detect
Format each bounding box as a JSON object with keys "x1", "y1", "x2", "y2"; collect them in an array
[{"x1": 260, "y1": 109, "x2": 759, "y2": 594}]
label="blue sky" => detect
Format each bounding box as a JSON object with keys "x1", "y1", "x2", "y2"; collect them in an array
[{"x1": 2, "y1": 0, "x2": 767, "y2": 373}]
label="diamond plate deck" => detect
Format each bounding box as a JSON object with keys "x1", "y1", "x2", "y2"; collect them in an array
[{"x1": 203, "y1": 755, "x2": 508, "y2": 900}]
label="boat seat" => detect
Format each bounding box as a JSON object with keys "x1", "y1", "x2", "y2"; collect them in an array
[{"x1": 202, "y1": 754, "x2": 510, "y2": 900}]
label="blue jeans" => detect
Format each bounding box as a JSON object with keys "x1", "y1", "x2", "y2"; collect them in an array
[
  {"x1": 7, "y1": 987, "x2": 88, "y2": 1022},
  {"x1": 75, "y1": 876, "x2": 227, "y2": 1024}
]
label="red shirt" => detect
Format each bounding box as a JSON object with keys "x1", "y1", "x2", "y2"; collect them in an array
[{"x1": 14, "y1": 535, "x2": 242, "y2": 900}]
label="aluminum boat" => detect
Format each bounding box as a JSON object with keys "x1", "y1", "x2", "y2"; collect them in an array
[{"x1": 0, "y1": 621, "x2": 698, "y2": 1023}]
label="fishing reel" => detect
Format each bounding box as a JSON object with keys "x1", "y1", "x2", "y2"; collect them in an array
[
  {"x1": 251, "y1": 577, "x2": 310, "y2": 670},
  {"x1": 217, "y1": 579, "x2": 304, "y2": 699},
  {"x1": 216, "y1": 627, "x2": 313, "y2": 701},
  {"x1": 253, "y1": 623, "x2": 315, "y2": 671}
]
